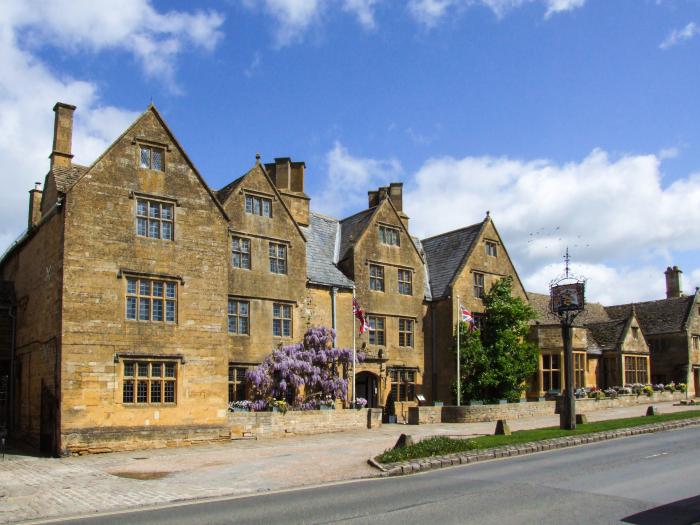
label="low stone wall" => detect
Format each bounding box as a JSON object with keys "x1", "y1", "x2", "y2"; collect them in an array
[
  {"x1": 61, "y1": 425, "x2": 230, "y2": 455},
  {"x1": 228, "y1": 408, "x2": 382, "y2": 439},
  {"x1": 565, "y1": 391, "x2": 686, "y2": 413},
  {"x1": 408, "y1": 392, "x2": 688, "y2": 425}
]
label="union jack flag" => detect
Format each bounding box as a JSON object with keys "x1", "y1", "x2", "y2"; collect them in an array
[
  {"x1": 353, "y1": 298, "x2": 370, "y2": 334},
  {"x1": 460, "y1": 304, "x2": 475, "y2": 329}
]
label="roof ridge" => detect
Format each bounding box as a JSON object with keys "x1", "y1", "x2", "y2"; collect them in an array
[
  {"x1": 310, "y1": 211, "x2": 340, "y2": 223},
  {"x1": 421, "y1": 221, "x2": 484, "y2": 243},
  {"x1": 340, "y1": 207, "x2": 375, "y2": 223}
]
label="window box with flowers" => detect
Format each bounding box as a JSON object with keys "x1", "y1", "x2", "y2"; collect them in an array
[
  {"x1": 319, "y1": 396, "x2": 335, "y2": 411},
  {"x1": 229, "y1": 400, "x2": 252, "y2": 413}
]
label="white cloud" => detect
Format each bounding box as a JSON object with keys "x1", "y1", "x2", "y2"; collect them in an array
[
  {"x1": 0, "y1": 0, "x2": 225, "y2": 254},
  {"x1": 242, "y1": 0, "x2": 380, "y2": 46},
  {"x1": 660, "y1": 22, "x2": 699, "y2": 50},
  {"x1": 313, "y1": 142, "x2": 402, "y2": 217},
  {"x1": 408, "y1": 0, "x2": 585, "y2": 26},
  {"x1": 314, "y1": 144, "x2": 700, "y2": 304},
  {"x1": 3, "y1": 0, "x2": 224, "y2": 86},
  {"x1": 343, "y1": 0, "x2": 381, "y2": 30}
]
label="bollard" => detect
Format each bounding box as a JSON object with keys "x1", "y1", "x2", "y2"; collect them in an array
[
  {"x1": 394, "y1": 434, "x2": 414, "y2": 449},
  {"x1": 495, "y1": 419, "x2": 511, "y2": 436},
  {"x1": 646, "y1": 406, "x2": 658, "y2": 416},
  {"x1": 575, "y1": 414, "x2": 588, "y2": 424}
]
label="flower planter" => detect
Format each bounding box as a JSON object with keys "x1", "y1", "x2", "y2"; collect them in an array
[
  {"x1": 232, "y1": 408, "x2": 249, "y2": 413},
  {"x1": 319, "y1": 405, "x2": 335, "y2": 411},
  {"x1": 433, "y1": 401, "x2": 444, "y2": 407},
  {"x1": 468, "y1": 400, "x2": 483, "y2": 406},
  {"x1": 497, "y1": 399, "x2": 508, "y2": 405}
]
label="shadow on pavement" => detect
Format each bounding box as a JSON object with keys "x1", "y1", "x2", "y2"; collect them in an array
[{"x1": 623, "y1": 494, "x2": 700, "y2": 525}]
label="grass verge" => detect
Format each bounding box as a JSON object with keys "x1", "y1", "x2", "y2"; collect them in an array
[{"x1": 376, "y1": 410, "x2": 700, "y2": 464}]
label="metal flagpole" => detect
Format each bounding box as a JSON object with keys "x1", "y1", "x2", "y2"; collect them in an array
[
  {"x1": 456, "y1": 295, "x2": 461, "y2": 407},
  {"x1": 352, "y1": 287, "x2": 357, "y2": 407}
]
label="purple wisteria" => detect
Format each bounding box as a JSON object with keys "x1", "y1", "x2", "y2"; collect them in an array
[{"x1": 246, "y1": 326, "x2": 364, "y2": 410}]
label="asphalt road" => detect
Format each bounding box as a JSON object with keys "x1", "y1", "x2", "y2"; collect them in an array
[{"x1": 47, "y1": 426, "x2": 700, "y2": 525}]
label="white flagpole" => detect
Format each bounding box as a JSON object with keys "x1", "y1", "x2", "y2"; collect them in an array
[
  {"x1": 457, "y1": 295, "x2": 461, "y2": 407},
  {"x1": 352, "y1": 287, "x2": 357, "y2": 407}
]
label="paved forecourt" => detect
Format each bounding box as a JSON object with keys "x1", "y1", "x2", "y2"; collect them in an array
[{"x1": 0, "y1": 401, "x2": 694, "y2": 524}]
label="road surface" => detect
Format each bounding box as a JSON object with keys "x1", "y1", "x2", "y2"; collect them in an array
[{"x1": 43, "y1": 425, "x2": 700, "y2": 525}]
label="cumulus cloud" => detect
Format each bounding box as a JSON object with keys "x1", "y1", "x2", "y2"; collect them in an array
[
  {"x1": 314, "y1": 144, "x2": 700, "y2": 304},
  {"x1": 660, "y1": 22, "x2": 699, "y2": 50},
  {"x1": 312, "y1": 142, "x2": 402, "y2": 217},
  {"x1": 0, "y1": 0, "x2": 225, "y2": 253},
  {"x1": 408, "y1": 0, "x2": 585, "y2": 26},
  {"x1": 242, "y1": 0, "x2": 380, "y2": 46}
]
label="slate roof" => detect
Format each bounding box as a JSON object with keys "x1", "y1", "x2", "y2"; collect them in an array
[
  {"x1": 421, "y1": 223, "x2": 483, "y2": 300},
  {"x1": 51, "y1": 164, "x2": 88, "y2": 193},
  {"x1": 605, "y1": 296, "x2": 695, "y2": 335},
  {"x1": 528, "y1": 292, "x2": 611, "y2": 327},
  {"x1": 302, "y1": 213, "x2": 354, "y2": 289},
  {"x1": 587, "y1": 319, "x2": 627, "y2": 352},
  {"x1": 0, "y1": 281, "x2": 15, "y2": 306},
  {"x1": 216, "y1": 173, "x2": 246, "y2": 203},
  {"x1": 338, "y1": 208, "x2": 374, "y2": 262}
]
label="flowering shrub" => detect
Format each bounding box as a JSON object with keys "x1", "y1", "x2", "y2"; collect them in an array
[
  {"x1": 271, "y1": 399, "x2": 288, "y2": 414},
  {"x1": 665, "y1": 382, "x2": 676, "y2": 393},
  {"x1": 246, "y1": 326, "x2": 365, "y2": 410},
  {"x1": 355, "y1": 397, "x2": 368, "y2": 409},
  {"x1": 678, "y1": 383, "x2": 687, "y2": 393},
  {"x1": 643, "y1": 385, "x2": 654, "y2": 396}
]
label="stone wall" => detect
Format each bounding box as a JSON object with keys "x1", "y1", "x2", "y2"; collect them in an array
[
  {"x1": 228, "y1": 408, "x2": 382, "y2": 439},
  {"x1": 408, "y1": 392, "x2": 687, "y2": 424},
  {"x1": 62, "y1": 424, "x2": 230, "y2": 455}
]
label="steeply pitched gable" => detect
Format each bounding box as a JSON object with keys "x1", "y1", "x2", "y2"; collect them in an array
[
  {"x1": 605, "y1": 296, "x2": 695, "y2": 335},
  {"x1": 421, "y1": 222, "x2": 483, "y2": 300}
]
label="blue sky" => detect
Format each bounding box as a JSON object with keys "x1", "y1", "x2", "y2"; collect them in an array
[{"x1": 1, "y1": 0, "x2": 699, "y2": 303}]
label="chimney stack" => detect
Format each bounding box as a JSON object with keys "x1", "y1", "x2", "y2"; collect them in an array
[
  {"x1": 50, "y1": 102, "x2": 76, "y2": 169},
  {"x1": 665, "y1": 266, "x2": 683, "y2": 299},
  {"x1": 263, "y1": 156, "x2": 309, "y2": 226},
  {"x1": 28, "y1": 182, "x2": 43, "y2": 228}
]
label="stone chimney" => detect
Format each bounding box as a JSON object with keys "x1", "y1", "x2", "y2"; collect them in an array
[
  {"x1": 50, "y1": 102, "x2": 76, "y2": 169},
  {"x1": 28, "y1": 182, "x2": 43, "y2": 228},
  {"x1": 368, "y1": 183, "x2": 409, "y2": 228},
  {"x1": 665, "y1": 266, "x2": 683, "y2": 299},
  {"x1": 264, "y1": 156, "x2": 309, "y2": 226}
]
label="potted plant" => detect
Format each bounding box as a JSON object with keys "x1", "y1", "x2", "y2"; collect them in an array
[
  {"x1": 319, "y1": 396, "x2": 335, "y2": 411},
  {"x1": 228, "y1": 400, "x2": 252, "y2": 413},
  {"x1": 643, "y1": 385, "x2": 654, "y2": 396},
  {"x1": 355, "y1": 397, "x2": 368, "y2": 409},
  {"x1": 271, "y1": 399, "x2": 288, "y2": 414}
]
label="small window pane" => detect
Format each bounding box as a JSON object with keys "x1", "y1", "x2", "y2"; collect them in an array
[
  {"x1": 148, "y1": 220, "x2": 160, "y2": 239},
  {"x1": 124, "y1": 362, "x2": 134, "y2": 377},
  {"x1": 263, "y1": 199, "x2": 271, "y2": 217},
  {"x1": 140, "y1": 280, "x2": 151, "y2": 296},
  {"x1": 126, "y1": 297, "x2": 137, "y2": 320},
  {"x1": 150, "y1": 381, "x2": 162, "y2": 403},
  {"x1": 151, "y1": 148, "x2": 163, "y2": 170},
  {"x1": 161, "y1": 204, "x2": 173, "y2": 220},
  {"x1": 152, "y1": 299, "x2": 163, "y2": 321},
  {"x1": 164, "y1": 381, "x2": 175, "y2": 403},
  {"x1": 166, "y1": 282, "x2": 176, "y2": 299},
  {"x1": 137, "y1": 380, "x2": 148, "y2": 403},
  {"x1": 138, "y1": 363, "x2": 149, "y2": 376},
  {"x1": 123, "y1": 380, "x2": 134, "y2": 403},
  {"x1": 140, "y1": 147, "x2": 150, "y2": 168},
  {"x1": 245, "y1": 196, "x2": 253, "y2": 213},
  {"x1": 137, "y1": 217, "x2": 148, "y2": 236},
  {"x1": 149, "y1": 202, "x2": 160, "y2": 218},
  {"x1": 165, "y1": 363, "x2": 176, "y2": 378},
  {"x1": 137, "y1": 200, "x2": 148, "y2": 216},
  {"x1": 162, "y1": 222, "x2": 172, "y2": 240},
  {"x1": 152, "y1": 282, "x2": 163, "y2": 297},
  {"x1": 254, "y1": 199, "x2": 261, "y2": 215},
  {"x1": 139, "y1": 298, "x2": 150, "y2": 320},
  {"x1": 127, "y1": 279, "x2": 137, "y2": 295},
  {"x1": 151, "y1": 363, "x2": 162, "y2": 377},
  {"x1": 165, "y1": 301, "x2": 176, "y2": 322}
]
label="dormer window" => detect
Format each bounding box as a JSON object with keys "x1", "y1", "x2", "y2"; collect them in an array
[
  {"x1": 379, "y1": 225, "x2": 400, "y2": 246},
  {"x1": 139, "y1": 145, "x2": 164, "y2": 171},
  {"x1": 245, "y1": 195, "x2": 272, "y2": 217}
]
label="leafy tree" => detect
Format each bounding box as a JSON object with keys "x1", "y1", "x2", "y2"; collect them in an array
[{"x1": 454, "y1": 277, "x2": 538, "y2": 403}]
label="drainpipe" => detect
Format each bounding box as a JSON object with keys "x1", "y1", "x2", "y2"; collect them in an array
[
  {"x1": 5, "y1": 306, "x2": 16, "y2": 433},
  {"x1": 331, "y1": 287, "x2": 337, "y2": 345},
  {"x1": 431, "y1": 305, "x2": 437, "y2": 402}
]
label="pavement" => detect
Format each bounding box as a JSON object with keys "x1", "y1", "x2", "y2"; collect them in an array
[{"x1": 0, "y1": 402, "x2": 696, "y2": 524}]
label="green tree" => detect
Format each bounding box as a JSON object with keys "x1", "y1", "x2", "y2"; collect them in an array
[{"x1": 454, "y1": 277, "x2": 538, "y2": 403}]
